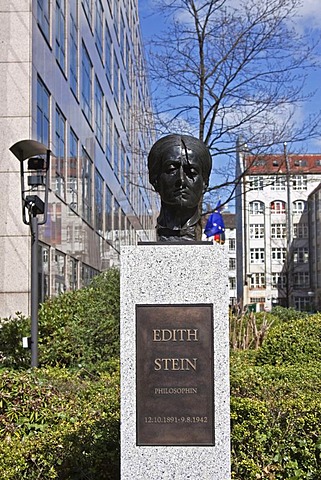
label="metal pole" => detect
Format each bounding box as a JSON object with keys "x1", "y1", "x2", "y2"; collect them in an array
[{"x1": 30, "y1": 213, "x2": 39, "y2": 367}]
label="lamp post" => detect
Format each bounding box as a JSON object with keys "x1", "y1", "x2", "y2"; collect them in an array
[{"x1": 9, "y1": 140, "x2": 51, "y2": 367}]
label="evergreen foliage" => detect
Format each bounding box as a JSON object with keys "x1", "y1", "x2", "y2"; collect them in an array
[{"x1": 1, "y1": 274, "x2": 321, "y2": 479}]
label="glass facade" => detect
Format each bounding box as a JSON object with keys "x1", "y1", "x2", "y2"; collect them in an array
[
  {"x1": 70, "y1": 0, "x2": 78, "y2": 96},
  {"x1": 81, "y1": 43, "x2": 93, "y2": 123},
  {"x1": 34, "y1": 0, "x2": 156, "y2": 300},
  {"x1": 37, "y1": 77, "x2": 50, "y2": 146},
  {"x1": 55, "y1": 0, "x2": 66, "y2": 71},
  {"x1": 0, "y1": 0, "x2": 157, "y2": 316}
]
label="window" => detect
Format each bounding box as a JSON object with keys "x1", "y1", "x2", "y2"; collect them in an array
[
  {"x1": 54, "y1": 251, "x2": 66, "y2": 295},
  {"x1": 229, "y1": 277, "x2": 236, "y2": 289},
  {"x1": 105, "y1": 185, "x2": 113, "y2": 240},
  {"x1": 55, "y1": 0, "x2": 66, "y2": 70},
  {"x1": 229, "y1": 258, "x2": 236, "y2": 270},
  {"x1": 271, "y1": 223, "x2": 286, "y2": 239},
  {"x1": 113, "y1": 0, "x2": 119, "y2": 38},
  {"x1": 250, "y1": 248, "x2": 265, "y2": 263},
  {"x1": 114, "y1": 126, "x2": 120, "y2": 177},
  {"x1": 229, "y1": 238, "x2": 236, "y2": 251},
  {"x1": 113, "y1": 55, "x2": 120, "y2": 108},
  {"x1": 105, "y1": 25, "x2": 112, "y2": 84},
  {"x1": 294, "y1": 272, "x2": 309, "y2": 287},
  {"x1": 105, "y1": 104, "x2": 112, "y2": 162},
  {"x1": 249, "y1": 176, "x2": 264, "y2": 190},
  {"x1": 82, "y1": 0, "x2": 92, "y2": 25},
  {"x1": 293, "y1": 247, "x2": 309, "y2": 263},
  {"x1": 120, "y1": 13, "x2": 125, "y2": 60},
  {"x1": 95, "y1": 170, "x2": 103, "y2": 232},
  {"x1": 69, "y1": 257, "x2": 78, "y2": 290},
  {"x1": 82, "y1": 263, "x2": 99, "y2": 287},
  {"x1": 126, "y1": 156, "x2": 131, "y2": 198},
  {"x1": 120, "y1": 77, "x2": 125, "y2": 120},
  {"x1": 250, "y1": 273, "x2": 265, "y2": 288},
  {"x1": 270, "y1": 175, "x2": 286, "y2": 190},
  {"x1": 272, "y1": 248, "x2": 286, "y2": 261},
  {"x1": 250, "y1": 297, "x2": 265, "y2": 304},
  {"x1": 249, "y1": 201, "x2": 264, "y2": 215},
  {"x1": 95, "y1": 0, "x2": 103, "y2": 59},
  {"x1": 55, "y1": 107, "x2": 66, "y2": 198},
  {"x1": 271, "y1": 201, "x2": 286, "y2": 214},
  {"x1": 68, "y1": 128, "x2": 78, "y2": 211},
  {"x1": 81, "y1": 148, "x2": 92, "y2": 224},
  {"x1": 39, "y1": 244, "x2": 50, "y2": 302},
  {"x1": 292, "y1": 175, "x2": 307, "y2": 190},
  {"x1": 37, "y1": 77, "x2": 50, "y2": 146},
  {"x1": 253, "y1": 159, "x2": 266, "y2": 166},
  {"x1": 294, "y1": 159, "x2": 307, "y2": 167},
  {"x1": 249, "y1": 224, "x2": 264, "y2": 239},
  {"x1": 125, "y1": 94, "x2": 130, "y2": 133},
  {"x1": 81, "y1": 44, "x2": 92, "y2": 123},
  {"x1": 294, "y1": 296, "x2": 311, "y2": 311},
  {"x1": 95, "y1": 77, "x2": 104, "y2": 145},
  {"x1": 271, "y1": 272, "x2": 287, "y2": 288},
  {"x1": 114, "y1": 199, "x2": 120, "y2": 250},
  {"x1": 37, "y1": 0, "x2": 50, "y2": 40},
  {"x1": 120, "y1": 144, "x2": 126, "y2": 189},
  {"x1": 70, "y1": 0, "x2": 78, "y2": 96},
  {"x1": 293, "y1": 223, "x2": 308, "y2": 238},
  {"x1": 293, "y1": 200, "x2": 306, "y2": 214}
]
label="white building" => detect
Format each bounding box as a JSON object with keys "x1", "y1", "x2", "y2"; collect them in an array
[
  {"x1": 223, "y1": 214, "x2": 237, "y2": 307},
  {"x1": 0, "y1": 1, "x2": 156, "y2": 317},
  {"x1": 236, "y1": 148, "x2": 321, "y2": 311}
]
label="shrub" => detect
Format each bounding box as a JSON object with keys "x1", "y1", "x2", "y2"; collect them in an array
[
  {"x1": 0, "y1": 313, "x2": 30, "y2": 368},
  {"x1": 0, "y1": 366, "x2": 120, "y2": 479},
  {"x1": 0, "y1": 269, "x2": 120, "y2": 372},
  {"x1": 231, "y1": 360, "x2": 321, "y2": 479},
  {"x1": 255, "y1": 314, "x2": 321, "y2": 366}
]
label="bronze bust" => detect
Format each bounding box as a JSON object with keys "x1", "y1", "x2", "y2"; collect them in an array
[{"x1": 148, "y1": 134, "x2": 212, "y2": 241}]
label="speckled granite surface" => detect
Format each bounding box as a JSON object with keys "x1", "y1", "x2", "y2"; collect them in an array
[{"x1": 120, "y1": 244, "x2": 231, "y2": 480}]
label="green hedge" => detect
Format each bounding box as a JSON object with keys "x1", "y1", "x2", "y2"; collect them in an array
[
  {"x1": 231, "y1": 359, "x2": 321, "y2": 479},
  {"x1": 0, "y1": 366, "x2": 120, "y2": 479},
  {"x1": 1, "y1": 277, "x2": 321, "y2": 479},
  {"x1": 255, "y1": 314, "x2": 321, "y2": 366},
  {"x1": 0, "y1": 268, "x2": 120, "y2": 371},
  {"x1": 230, "y1": 312, "x2": 321, "y2": 479}
]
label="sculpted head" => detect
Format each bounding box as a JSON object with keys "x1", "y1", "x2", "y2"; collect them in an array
[{"x1": 148, "y1": 134, "x2": 212, "y2": 210}]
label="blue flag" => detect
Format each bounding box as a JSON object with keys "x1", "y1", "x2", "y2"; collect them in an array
[{"x1": 204, "y1": 201, "x2": 225, "y2": 244}]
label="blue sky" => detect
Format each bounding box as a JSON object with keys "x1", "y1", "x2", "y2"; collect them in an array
[
  {"x1": 138, "y1": 0, "x2": 321, "y2": 152},
  {"x1": 138, "y1": 0, "x2": 321, "y2": 207}
]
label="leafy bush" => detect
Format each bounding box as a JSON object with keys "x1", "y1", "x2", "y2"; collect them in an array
[
  {"x1": 2, "y1": 280, "x2": 321, "y2": 480},
  {"x1": 269, "y1": 306, "x2": 309, "y2": 323},
  {"x1": 231, "y1": 360, "x2": 321, "y2": 479},
  {"x1": 0, "y1": 269, "x2": 120, "y2": 371},
  {"x1": 0, "y1": 313, "x2": 30, "y2": 368},
  {"x1": 255, "y1": 314, "x2": 321, "y2": 366},
  {"x1": 0, "y1": 366, "x2": 120, "y2": 479}
]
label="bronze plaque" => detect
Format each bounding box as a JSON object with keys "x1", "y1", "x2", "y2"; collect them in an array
[{"x1": 136, "y1": 304, "x2": 214, "y2": 446}]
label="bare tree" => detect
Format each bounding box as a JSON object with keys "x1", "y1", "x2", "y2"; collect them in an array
[{"x1": 144, "y1": 0, "x2": 321, "y2": 205}]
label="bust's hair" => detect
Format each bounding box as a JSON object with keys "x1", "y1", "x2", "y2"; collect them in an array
[{"x1": 148, "y1": 134, "x2": 212, "y2": 189}]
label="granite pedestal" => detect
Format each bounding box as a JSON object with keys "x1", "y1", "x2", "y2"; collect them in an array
[{"x1": 120, "y1": 243, "x2": 230, "y2": 479}]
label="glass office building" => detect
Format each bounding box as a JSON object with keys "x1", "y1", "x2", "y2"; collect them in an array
[{"x1": 0, "y1": 0, "x2": 157, "y2": 317}]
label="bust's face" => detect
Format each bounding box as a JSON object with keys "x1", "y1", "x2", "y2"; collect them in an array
[{"x1": 156, "y1": 145, "x2": 205, "y2": 208}]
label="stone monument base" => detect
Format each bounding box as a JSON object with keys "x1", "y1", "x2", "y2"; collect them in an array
[{"x1": 120, "y1": 243, "x2": 230, "y2": 479}]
